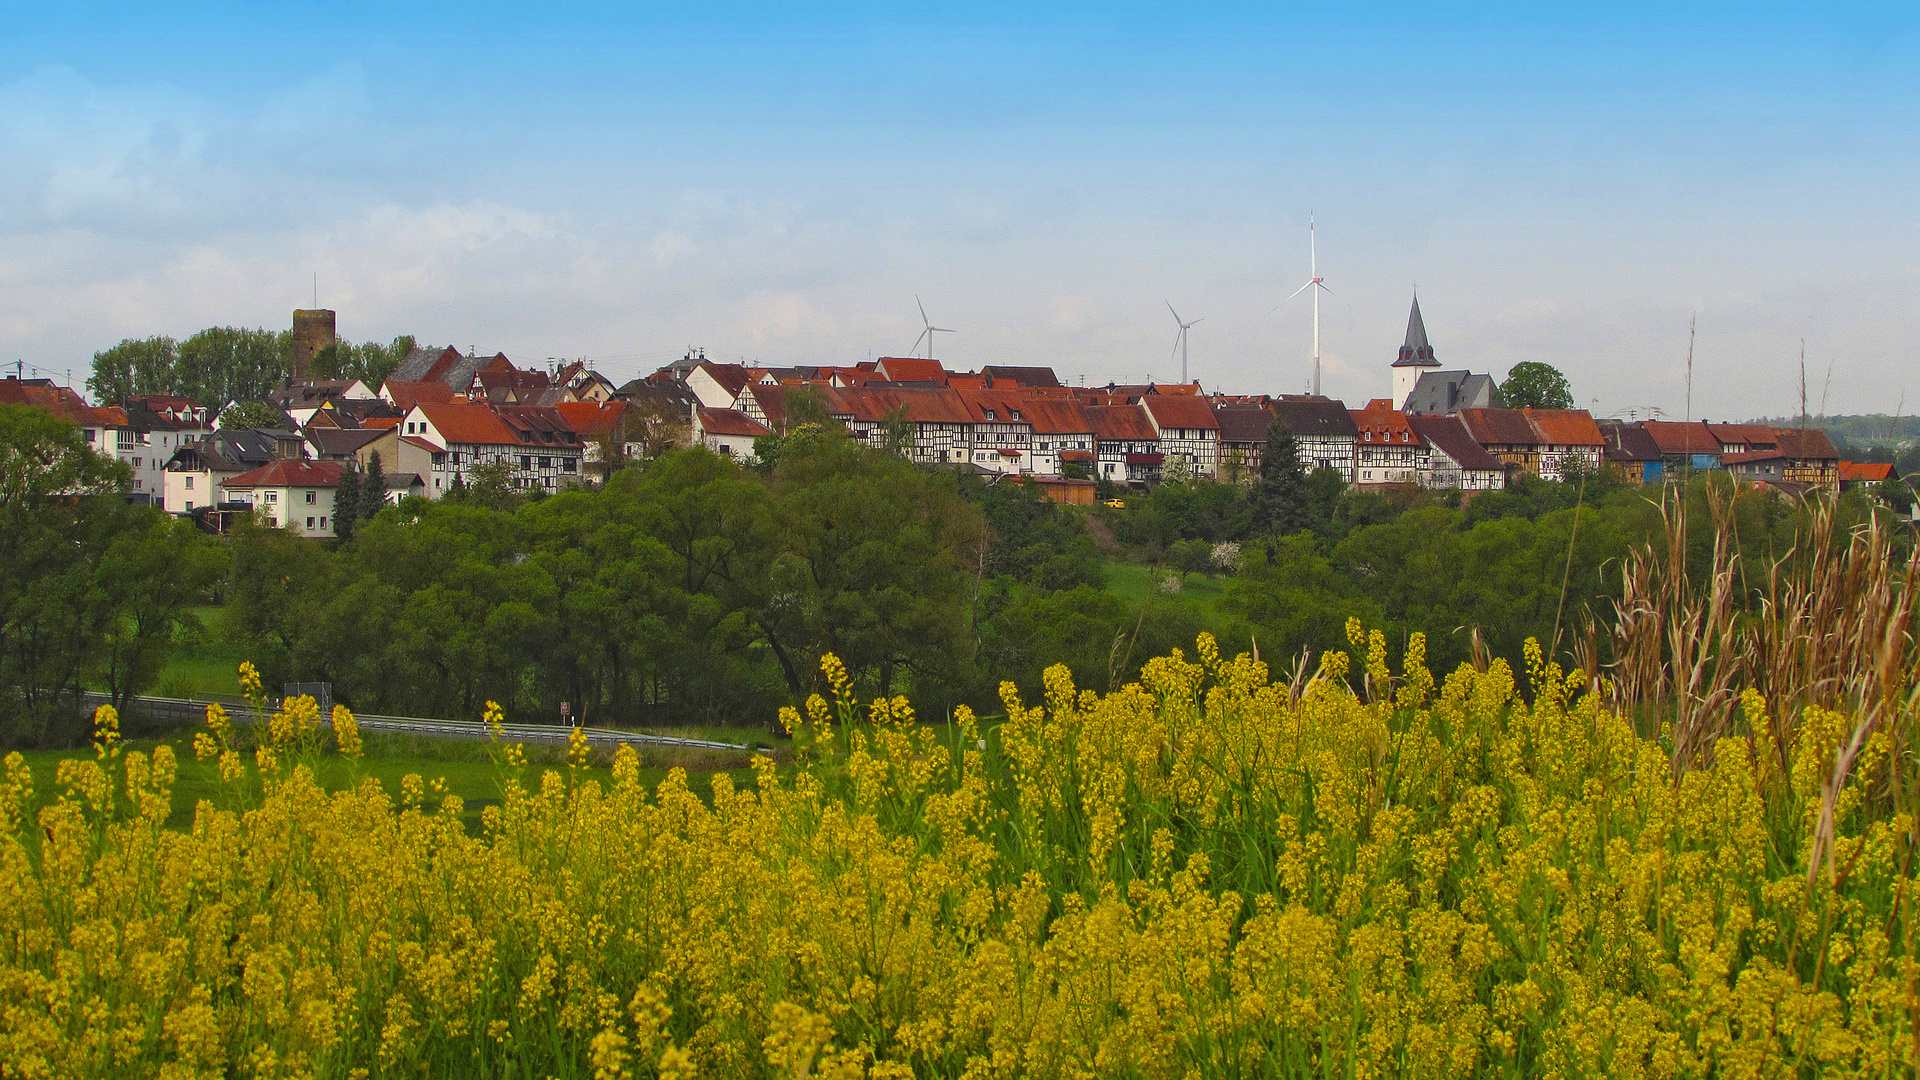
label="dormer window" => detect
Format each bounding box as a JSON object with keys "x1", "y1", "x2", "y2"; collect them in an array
[{"x1": 984, "y1": 408, "x2": 996, "y2": 420}]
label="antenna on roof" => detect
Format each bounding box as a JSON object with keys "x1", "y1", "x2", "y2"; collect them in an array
[
  {"x1": 1166, "y1": 302, "x2": 1203, "y2": 384},
  {"x1": 911, "y1": 296, "x2": 957, "y2": 361}
]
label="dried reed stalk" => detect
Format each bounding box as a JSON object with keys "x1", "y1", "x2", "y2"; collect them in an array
[{"x1": 1607, "y1": 486, "x2": 1920, "y2": 883}]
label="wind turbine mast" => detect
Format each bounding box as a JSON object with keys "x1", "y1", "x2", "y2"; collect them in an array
[
  {"x1": 1275, "y1": 213, "x2": 1333, "y2": 395},
  {"x1": 1167, "y1": 301, "x2": 1203, "y2": 385},
  {"x1": 1310, "y1": 214, "x2": 1321, "y2": 396}
]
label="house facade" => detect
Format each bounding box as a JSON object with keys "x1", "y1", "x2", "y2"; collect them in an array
[
  {"x1": 1350, "y1": 401, "x2": 1429, "y2": 486},
  {"x1": 221, "y1": 460, "x2": 346, "y2": 537},
  {"x1": 1141, "y1": 394, "x2": 1220, "y2": 478},
  {"x1": 1267, "y1": 397, "x2": 1359, "y2": 482}
]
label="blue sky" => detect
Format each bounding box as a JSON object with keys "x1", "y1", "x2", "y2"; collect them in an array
[{"x1": 2, "y1": 2, "x2": 1916, "y2": 418}]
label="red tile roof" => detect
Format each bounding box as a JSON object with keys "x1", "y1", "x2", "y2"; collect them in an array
[
  {"x1": 1141, "y1": 394, "x2": 1218, "y2": 430},
  {"x1": 554, "y1": 400, "x2": 627, "y2": 438},
  {"x1": 223, "y1": 460, "x2": 346, "y2": 488},
  {"x1": 1459, "y1": 408, "x2": 1542, "y2": 447},
  {"x1": 697, "y1": 407, "x2": 773, "y2": 438},
  {"x1": 1408, "y1": 414, "x2": 1505, "y2": 471},
  {"x1": 1349, "y1": 404, "x2": 1425, "y2": 446},
  {"x1": 1017, "y1": 398, "x2": 1097, "y2": 435},
  {"x1": 0, "y1": 379, "x2": 110, "y2": 425},
  {"x1": 1521, "y1": 409, "x2": 1605, "y2": 447},
  {"x1": 829, "y1": 386, "x2": 974, "y2": 425},
  {"x1": 385, "y1": 380, "x2": 456, "y2": 412},
  {"x1": 360, "y1": 416, "x2": 402, "y2": 430},
  {"x1": 1640, "y1": 420, "x2": 1722, "y2": 456},
  {"x1": 696, "y1": 362, "x2": 753, "y2": 398},
  {"x1": 1774, "y1": 427, "x2": 1838, "y2": 461},
  {"x1": 1709, "y1": 423, "x2": 1778, "y2": 448},
  {"x1": 1839, "y1": 461, "x2": 1896, "y2": 482},
  {"x1": 874, "y1": 357, "x2": 948, "y2": 384},
  {"x1": 416, "y1": 403, "x2": 523, "y2": 446},
  {"x1": 1087, "y1": 404, "x2": 1159, "y2": 442}
]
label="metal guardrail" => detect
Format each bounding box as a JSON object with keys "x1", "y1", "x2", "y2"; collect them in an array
[{"x1": 81, "y1": 693, "x2": 757, "y2": 753}]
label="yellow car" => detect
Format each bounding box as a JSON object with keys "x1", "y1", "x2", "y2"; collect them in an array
[{"x1": 1104, "y1": 499, "x2": 1126, "y2": 509}]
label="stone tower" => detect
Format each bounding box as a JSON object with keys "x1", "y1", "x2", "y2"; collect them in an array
[
  {"x1": 1390, "y1": 295, "x2": 1439, "y2": 410},
  {"x1": 291, "y1": 309, "x2": 337, "y2": 379}
]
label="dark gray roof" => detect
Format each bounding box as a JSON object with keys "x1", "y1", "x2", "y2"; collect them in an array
[
  {"x1": 1403, "y1": 370, "x2": 1496, "y2": 414},
  {"x1": 1407, "y1": 414, "x2": 1503, "y2": 471},
  {"x1": 982, "y1": 365, "x2": 1063, "y2": 388},
  {"x1": 165, "y1": 429, "x2": 283, "y2": 473},
  {"x1": 1268, "y1": 396, "x2": 1360, "y2": 438},
  {"x1": 389, "y1": 345, "x2": 450, "y2": 383},
  {"x1": 1393, "y1": 295, "x2": 1440, "y2": 368},
  {"x1": 1215, "y1": 406, "x2": 1275, "y2": 445},
  {"x1": 305, "y1": 428, "x2": 386, "y2": 458},
  {"x1": 1596, "y1": 418, "x2": 1663, "y2": 462}
]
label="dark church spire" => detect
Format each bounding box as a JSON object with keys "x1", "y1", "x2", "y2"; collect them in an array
[{"x1": 1393, "y1": 294, "x2": 1438, "y2": 367}]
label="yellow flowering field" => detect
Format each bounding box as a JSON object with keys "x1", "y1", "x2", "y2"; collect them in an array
[{"x1": 2, "y1": 626, "x2": 1916, "y2": 1079}]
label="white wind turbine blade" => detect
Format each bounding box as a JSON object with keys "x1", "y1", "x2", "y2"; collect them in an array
[
  {"x1": 1265, "y1": 280, "x2": 1315, "y2": 316},
  {"x1": 911, "y1": 328, "x2": 931, "y2": 354},
  {"x1": 917, "y1": 295, "x2": 931, "y2": 328},
  {"x1": 1167, "y1": 300, "x2": 1184, "y2": 326}
]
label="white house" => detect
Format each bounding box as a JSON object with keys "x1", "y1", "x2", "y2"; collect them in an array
[{"x1": 220, "y1": 460, "x2": 346, "y2": 537}]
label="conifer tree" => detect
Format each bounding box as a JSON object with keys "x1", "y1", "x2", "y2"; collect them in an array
[
  {"x1": 1251, "y1": 424, "x2": 1311, "y2": 535},
  {"x1": 359, "y1": 451, "x2": 387, "y2": 524},
  {"x1": 333, "y1": 465, "x2": 362, "y2": 540}
]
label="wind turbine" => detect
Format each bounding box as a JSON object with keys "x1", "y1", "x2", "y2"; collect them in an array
[
  {"x1": 1167, "y1": 301, "x2": 1203, "y2": 384},
  {"x1": 910, "y1": 296, "x2": 957, "y2": 361},
  {"x1": 1273, "y1": 213, "x2": 1332, "y2": 396}
]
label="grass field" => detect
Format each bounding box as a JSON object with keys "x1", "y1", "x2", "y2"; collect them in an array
[
  {"x1": 146, "y1": 605, "x2": 247, "y2": 700},
  {"x1": 1101, "y1": 559, "x2": 1233, "y2": 617}
]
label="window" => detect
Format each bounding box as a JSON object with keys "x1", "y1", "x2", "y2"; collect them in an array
[
  {"x1": 131, "y1": 458, "x2": 142, "y2": 468},
  {"x1": 306, "y1": 517, "x2": 315, "y2": 529},
  {"x1": 266, "y1": 517, "x2": 277, "y2": 527},
  {"x1": 305, "y1": 490, "x2": 317, "y2": 504},
  {"x1": 265, "y1": 491, "x2": 278, "y2": 503},
  {"x1": 184, "y1": 476, "x2": 194, "y2": 490},
  {"x1": 983, "y1": 408, "x2": 995, "y2": 420},
  {"x1": 185, "y1": 500, "x2": 194, "y2": 510},
  {"x1": 521, "y1": 456, "x2": 532, "y2": 469},
  {"x1": 84, "y1": 429, "x2": 95, "y2": 442},
  {"x1": 562, "y1": 458, "x2": 576, "y2": 472}
]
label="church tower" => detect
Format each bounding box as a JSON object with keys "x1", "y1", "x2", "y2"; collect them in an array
[{"x1": 1390, "y1": 294, "x2": 1439, "y2": 409}]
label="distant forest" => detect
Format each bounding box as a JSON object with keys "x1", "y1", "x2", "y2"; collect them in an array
[{"x1": 1749, "y1": 414, "x2": 1920, "y2": 473}]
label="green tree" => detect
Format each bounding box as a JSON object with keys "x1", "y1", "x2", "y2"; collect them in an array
[
  {"x1": 0, "y1": 404, "x2": 132, "y2": 745},
  {"x1": 333, "y1": 465, "x2": 363, "y2": 541},
  {"x1": 178, "y1": 326, "x2": 292, "y2": 406},
  {"x1": 88, "y1": 337, "x2": 178, "y2": 404},
  {"x1": 1498, "y1": 361, "x2": 1575, "y2": 410},
  {"x1": 462, "y1": 460, "x2": 522, "y2": 511},
  {"x1": 1250, "y1": 425, "x2": 1310, "y2": 535},
  {"x1": 219, "y1": 401, "x2": 287, "y2": 430},
  {"x1": 359, "y1": 451, "x2": 387, "y2": 524},
  {"x1": 92, "y1": 510, "x2": 227, "y2": 714}
]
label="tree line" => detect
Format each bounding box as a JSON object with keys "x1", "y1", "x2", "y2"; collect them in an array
[{"x1": 88, "y1": 327, "x2": 416, "y2": 407}]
